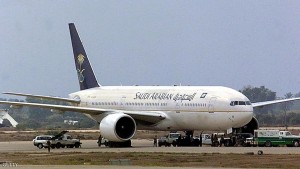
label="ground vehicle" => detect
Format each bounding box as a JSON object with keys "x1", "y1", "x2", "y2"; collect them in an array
[
  {"x1": 225, "y1": 133, "x2": 254, "y2": 147},
  {"x1": 201, "y1": 134, "x2": 212, "y2": 145},
  {"x1": 208, "y1": 132, "x2": 254, "y2": 147},
  {"x1": 33, "y1": 135, "x2": 54, "y2": 149},
  {"x1": 98, "y1": 137, "x2": 109, "y2": 147},
  {"x1": 51, "y1": 134, "x2": 81, "y2": 148},
  {"x1": 33, "y1": 131, "x2": 81, "y2": 149},
  {"x1": 158, "y1": 133, "x2": 181, "y2": 147},
  {"x1": 158, "y1": 132, "x2": 201, "y2": 147},
  {"x1": 253, "y1": 130, "x2": 300, "y2": 147}
]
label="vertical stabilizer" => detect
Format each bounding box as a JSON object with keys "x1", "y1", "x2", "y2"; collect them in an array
[{"x1": 69, "y1": 23, "x2": 100, "y2": 90}]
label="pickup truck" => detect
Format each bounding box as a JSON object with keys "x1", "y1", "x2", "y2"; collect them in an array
[
  {"x1": 158, "y1": 133, "x2": 181, "y2": 147},
  {"x1": 51, "y1": 134, "x2": 81, "y2": 148},
  {"x1": 253, "y1": 130, "x2": 300, "y2": 147}
]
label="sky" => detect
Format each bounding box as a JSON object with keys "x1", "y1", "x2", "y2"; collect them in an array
[{"x1": 0, "y1": 0, "x2": 300, "y2": 98}]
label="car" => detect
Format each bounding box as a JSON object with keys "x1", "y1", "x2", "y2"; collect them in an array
[{"x1": 33, "y1": 135, "x2": 54, "y2": 149}]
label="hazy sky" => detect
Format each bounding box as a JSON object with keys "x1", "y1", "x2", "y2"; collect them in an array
[{"x1": 1, "y1": 1, "x2": 300, "y2": 98}]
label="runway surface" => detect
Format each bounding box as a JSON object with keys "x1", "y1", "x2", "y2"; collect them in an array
[
  {"x1": 1, "y1": 139, "x2": 300, "y2": 155},
  {"x1": 1, "y1": 139, "x2": 300, "y2": 169}
]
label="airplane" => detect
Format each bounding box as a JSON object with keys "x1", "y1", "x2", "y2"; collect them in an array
[{"x1": 0, "y1": 23, "x2": 300, "y2": 147}]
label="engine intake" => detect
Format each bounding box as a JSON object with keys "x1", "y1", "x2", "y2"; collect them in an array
[{"x1": 100, "y1": 113, "x2": 136, "y2": 142}]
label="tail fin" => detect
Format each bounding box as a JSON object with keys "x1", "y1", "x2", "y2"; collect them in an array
[{"x1": 69, "y1": 23, "x2": 100, "y2": 90}]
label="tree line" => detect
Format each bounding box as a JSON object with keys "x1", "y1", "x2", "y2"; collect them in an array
[{"x1": 240, "y1": 85, "x2": 300, "y2": 127}]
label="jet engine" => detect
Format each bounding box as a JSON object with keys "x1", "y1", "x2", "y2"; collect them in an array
[
  {"x1": 99, "y1": 113, "x2": 136, "y2": 142},
  {"x1": 234, "y1": 116, "x2": 259, "y2": 134}
]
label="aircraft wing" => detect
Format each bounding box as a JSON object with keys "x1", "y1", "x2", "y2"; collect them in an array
[
  {"x1": 0, "y1": 101, "x2": 165, "y2": 124},
  {"x1": 252, "y1": 97, "x2": 300, "y2": 108},
  {"x1": 3, "y1": 92, "x2": 80, "y2": 105}
]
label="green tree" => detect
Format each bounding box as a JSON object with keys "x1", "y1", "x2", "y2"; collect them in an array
[
  {"x1": 280, "y1": 92, "x2": 294, "y2": 128},
  {"x1": 240, "y1": 85, "x2": 277, "y2": 125}
]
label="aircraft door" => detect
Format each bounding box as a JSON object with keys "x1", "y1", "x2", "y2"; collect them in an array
[
  {"x1": 175, "y1": 100, "x2": 181, "y2": 112},
  {"x1": 119, "y1": 96, "x2": 126, "y2": 109},
  {"x1": 208, "y1": 97, "x2": 217, "y2": 113}
]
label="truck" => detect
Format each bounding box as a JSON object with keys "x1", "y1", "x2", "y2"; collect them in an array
[
  {"x1": 201, "y1": 134, "x2": 212, "y2": 145},
  {"x1": 51, "y1": 134, "x2": 81, "y2": 148},
  {"x1": 253, "y1": 130, "x2": 300, "y2": 147},
  {"x1": 158, "y1": 133, "x2": 181, "y2": 147},
  {"x1": 49, "y1": 130, "x2": 82, "y2": 149},
  {"x1": 33, "y1": 131, "x2": 81, "y2": 149},
  {"x1": 158, "y1": 132, "x2": 201, "y2": 147}
]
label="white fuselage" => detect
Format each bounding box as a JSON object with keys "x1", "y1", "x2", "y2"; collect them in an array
[{"x1": 69, "y1": 86, "x2": 253, "y2": 131}]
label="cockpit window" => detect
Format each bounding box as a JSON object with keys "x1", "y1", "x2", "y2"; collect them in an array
[{"x1": 239, "y1": 101, "x2": 246, "y2": 105}]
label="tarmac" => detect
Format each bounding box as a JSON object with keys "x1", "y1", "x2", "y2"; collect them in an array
[
  {"x1": 0, "y1": 139, "x2": 300, "y2": 168},
  {"x1": 1, "y1": 139, "x2": 300, "y2": 154}
]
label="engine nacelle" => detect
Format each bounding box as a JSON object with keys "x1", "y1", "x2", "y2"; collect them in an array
[{"x1": 99, "y1": 113, "x2": 136, "y2": 142}]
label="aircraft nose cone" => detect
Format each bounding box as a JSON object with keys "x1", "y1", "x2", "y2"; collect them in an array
[{"x1": 233, "y1": 111, "x2": 254, "y2": 128}]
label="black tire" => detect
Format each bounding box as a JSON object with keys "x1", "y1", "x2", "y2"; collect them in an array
[
  {"x1": 104, "y1": 141, "x2": 109, "y2": 147},
  {"x1": 56, "y1": 143, "x2": 61, "y2": 149},
  {"x1": 293, "y1": 140, "x2": 299, "y2": 147},
  {"x1": 172, "y1": 141, "x2": 177, "y2": 147},
  {"x1": 69, "y1": 145, "x2": 74, "y2": 148},
  {"x1": 265, "y1": 141, "x2": 272, "y2": 147},
  {"x1": 61, "y1": 145, "x2": 65, "y2": 148},
  {"x1": 75, "y1": 142, "x2": 80, "y2": 148},
  {"x1": 51, "y1": 145, "x2": 56, "y2": 149},
  {"x1": 193, "y1": 139, "x2": 200, "y2": 147},
  {"x1": 37, "y1": 143, "x2": 43, "y2": 149}
]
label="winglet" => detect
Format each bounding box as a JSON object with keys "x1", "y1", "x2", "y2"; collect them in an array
[{"x1": 69, "y1": 23, "x2": 100, "y2": 90}]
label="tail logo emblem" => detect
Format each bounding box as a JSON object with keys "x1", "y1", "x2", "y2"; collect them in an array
[{"x1": 77, "y1": 54, "x2": 85, "y2": 83}]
